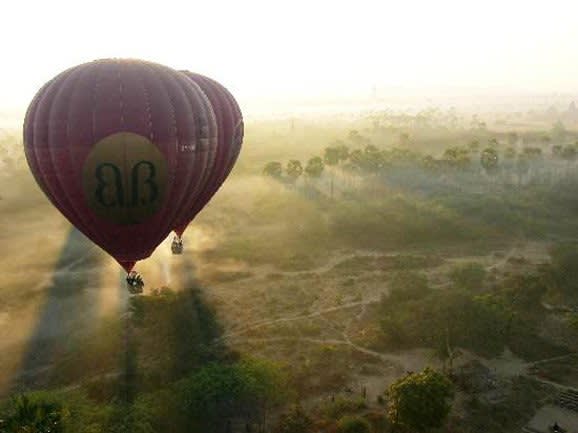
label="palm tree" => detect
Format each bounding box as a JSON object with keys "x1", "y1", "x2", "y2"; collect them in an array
[
  {"x1": 286, "y1": 160, "x2": 303, "y2": 184},
  {"x1": 443, "y1": 146, "x2": 471, "y2": 171},
  {"x1": 304, "y1": 157, "x2": 324, "y2": 197},
  {"x1": 304, "y1": 156, "x2": 324, "y2": 179},
  {"x1": 262, "y1": 161, "x2": 283, "y2": 179},
  {"x1": 323, "y1": 146, "x2": 341, "y2": 199},
  {"x1": 467, "y1": 139, "x2": 480, "y2": 153},
  {"x1": 480, "y1": 147, "x2": 499, "y2": 179}
]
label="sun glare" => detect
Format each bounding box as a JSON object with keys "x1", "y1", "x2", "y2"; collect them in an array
[{"x1": 2, "y1": 0, "x2": 578, "y2": 117}]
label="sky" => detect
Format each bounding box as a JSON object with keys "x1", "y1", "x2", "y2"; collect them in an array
[{"x1": 1, "y1": 0, "x2": 578, "y2": 116}]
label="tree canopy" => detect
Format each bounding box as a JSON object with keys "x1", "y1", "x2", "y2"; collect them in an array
[{"x1": 388, "y1": 367, "x2": 454, "y2": 432}]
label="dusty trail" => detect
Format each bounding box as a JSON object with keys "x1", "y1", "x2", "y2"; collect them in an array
[
  {"x1": 233, "y1": 336, "x2": 403, "y2": 364},
  {"x1": 219, "y1": 296, "x2": 381, "y2": 341}
]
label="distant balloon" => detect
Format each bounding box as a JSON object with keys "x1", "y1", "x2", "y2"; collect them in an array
[
  {"x1": 23, "y1": 59, "x2": 220, "y2": 272},
  {"x1": 173, "y1": 71, "x2": 243, "y2": 238}
]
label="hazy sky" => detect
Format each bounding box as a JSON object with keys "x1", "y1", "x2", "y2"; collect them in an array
[{"x1": 1, "y1": 0, "x2": 578, "y2": 113}]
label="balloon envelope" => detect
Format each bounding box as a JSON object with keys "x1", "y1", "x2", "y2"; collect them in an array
[
  {"x1": 173, "y1": 71, "x2": 243, "y2": 237},
  {"x1": 23, "y1": 59, "x2": 219, "y2": 271}
]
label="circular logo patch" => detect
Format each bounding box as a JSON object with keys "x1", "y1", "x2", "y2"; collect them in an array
[{"x1": 82, "y1": 132, "x2": 168, "y2": 225}]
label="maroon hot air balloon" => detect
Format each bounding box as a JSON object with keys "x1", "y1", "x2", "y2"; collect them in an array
[
  {"x1": 172, "y1": 71, "x2": 243, "y2": 241},
  {"x1": 23, "y1": 59, "x2": 220, "y2": 274}
]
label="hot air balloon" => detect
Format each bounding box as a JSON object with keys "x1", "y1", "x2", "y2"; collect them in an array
[
  {"x1": 171, "y1": 71, "x2": 243, "y2": 251},
  {"x1": 23, "y1": 59, "x2": 221, "y2": 290}
]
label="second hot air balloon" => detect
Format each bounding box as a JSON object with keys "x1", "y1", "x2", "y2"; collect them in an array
[{"x1": 171, "y1": 71, "x2": 244, "y2": 253}]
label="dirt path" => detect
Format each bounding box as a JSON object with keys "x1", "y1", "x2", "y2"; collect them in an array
[{"x1": 219, "y1": 296, "x2": 381, "y2": 341}]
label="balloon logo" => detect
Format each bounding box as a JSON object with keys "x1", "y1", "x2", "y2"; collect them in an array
[
  {"x1": 23, "y1": 59, "x2": 243, "y2": 274},
  {"x1": 82, "y1": 132, "x2": 168, "y2": 225}
]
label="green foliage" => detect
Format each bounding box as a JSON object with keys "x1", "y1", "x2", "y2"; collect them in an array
[
  {"x1": 274, "y1": 405, "x2": 314, "y2": 433},
  {"x1": 176, "y1": 358, "x2": 289, "y2": 432},
  {"x1": 329, "y1": 193, "x2": 482, "y2": 250},
  {"x1": 263, "y1": 161, "x2": 283, "y2": 178},
  {"x1": 0, "y1": 390, "x2": 109, "y2": 433},
  {"x1": 381, "y1": 288, "x2": 511, "y2": 357},
  {"x1": 336, "y1": 415, "x2": 372, "y2": 433},
  {"x1": 0, "y1": 395, "x2": 65, "y2": 433},
  {"x1": 286, "y1": 160, "x2": 303, "y2": 182},
  {"x1": 468, "y1": 139, "x2": 480, "y2": 152},
  {"x1": 480, "y1": 147, "x2": 499, "y2": 173},
  {"x1": 545, "y1": 243, "x2": 578, "y2": 301},
  {"x1": 443, "y1": 146, "x2": 471, "y2": 169},
  {"x1": 522, "y1": 147, "x2": 542, "y2": 158},
  {"x1": 448, "y1": 262, "x2": 486, "y2": 291},
  {"x1": 463, "y1": 376, "x2": 552, "y2": 433},
  {"x1": 346, "y1": 145, "x2": 383, "y2": 173},
  {"x1": 102, "y1": 403, "x2": 154, "y2": 433},
  {"x1": 388, "y1": 367, "x2": 453, "y2": 432},
  {"x1": 132, "y1": 287, "x2": 227, "y2": 384},
  {"x1": 324, "y1": 146, "x2": 341, "y2": 166},
  {"x1": 304, "y1": 156, "x2": 324, "y2": 178}
]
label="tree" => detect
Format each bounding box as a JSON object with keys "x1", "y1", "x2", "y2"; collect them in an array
[
  {"x1": 523, "y1": 147, "x2": 542, "y2": 158},
  {"x1": 263, "y1": 162, "x2": 283, "y2": 179},
  {"x1": 387, "y1": 368, "x2": 453, "y2": 432},
  {"x1": 274, "y1": 406, "x2": 314, "y2": 433},
  {"x1": 304, "y1": 156, "x2": 324, "y2": 179},
  {"x1": 544, "y1": 243, "x2": 578, "y2": 300},
  {"x1": 324, "y1": 146, "x2": 340, "y2": 198},
  {"x1": 362, "y1": 144, "x2": 383, "y2": 174},
  {"x1": 177, "y1": 359, "x2": 289, "y2": 433},
  {"x1": 467, "y1": 139, "x2": 480, "y2": 152},
  {"x1": 324, "y1": 146, "x2": 340, "y2": 167},
  {"x1": 348, "y1": 149, "x2": 364, "y2": 172},
  {"x1": 286, "y1": 160, "x2": 303, "y2": 184},
  {"x1": 1, "y1": 395, "x2": 66, "y2": 433},
  {"x1": 480, "y1": 147, "x2": 499, "y2": 175},
  {"x1": 442, "y1": 146, "x2": 471, "y2": 170},
  {"x1": 336, "y1": 416, "x2": 371, "y2": 433},
  {"x1": 348, "y1": 130, "x2": 368, "y2": 146}
]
